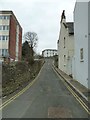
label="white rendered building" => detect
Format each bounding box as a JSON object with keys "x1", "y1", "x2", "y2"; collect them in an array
[
  {"x1": 73, "y1": 2, "x2": 88, "y2": 88},
  {"x1": 58, "y1": 10, "x2": 74, "y2": 76}
]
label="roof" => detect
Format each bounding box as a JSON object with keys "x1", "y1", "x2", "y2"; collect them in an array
[
  {"x1": 42, "y1": 49, "x2": 57, "y2": 52},
  {"x1": 63, "y1": 22, "x2": 74, "y2": 35}
]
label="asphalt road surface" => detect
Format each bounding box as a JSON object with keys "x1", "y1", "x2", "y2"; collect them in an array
[{"x1": 2, "y1": 59, "x2": 88, "y2": 118}]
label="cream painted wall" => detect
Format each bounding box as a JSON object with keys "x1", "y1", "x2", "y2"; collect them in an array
[
  {"x1": 0, "y1": 14, "x2": 10, "y2": 59},
  {"x1": 0, "y1": 20, "x2": 9, "y2": 25},
  {"x1": 66, "y1": 35, "x2": 74, "y2": 75},
  {"x1": 58, "y1": 19, "x2": 68, "y2": 73},
  {"x1": 58, "y1": 19, "x2": 74, "y2": 76}
]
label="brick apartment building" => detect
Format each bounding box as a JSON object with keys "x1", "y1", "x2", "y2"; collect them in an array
[{"x1": 0, "y1": 11, "x2": 22, "y2": 61}]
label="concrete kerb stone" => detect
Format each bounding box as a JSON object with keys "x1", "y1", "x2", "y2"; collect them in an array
[{"x1": 52, "y1": 64, "x2": 88, "y2": 102}]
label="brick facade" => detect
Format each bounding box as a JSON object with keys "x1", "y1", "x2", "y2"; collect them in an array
[
  {"x1": 9, "y1": 14, "x2": 22, "y2": 61},
  {"x1": 9, "y1": 15, "x2": 17, "y2": 60},
  {"x1": 0, "y1": 11, "x2": 22, "y2": 61},
  {"x1": 18, "y1": 27, "x2": 22, "y2": 61}
]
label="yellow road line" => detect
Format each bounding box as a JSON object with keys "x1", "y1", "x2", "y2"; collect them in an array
[
  {"x1": 0, "y1": 82, "x2": 32, "y2": 107},
  {"x1": 0, "y1": 63, "x2": 44, "y2": 110},
  {"x1": 0, "y1": 79, "x2": 35, "y2": 110},
  {"x1": 62, "y1": 79, "x2": 90, "y2": 114},
  {"x1": 67, "y1": 85, "x2": 90, "y2": 114},
  {"x1": 60, "y1": 75, "x2": 89, "y2": 110},
  {"x1": 0, "y1": 79, "x2": 36, "y2": 110},
  {"x1": 0, "y1": 79, "x2": 34, "y2": 107},
  {"x1": 52, "y1": 66, "x2": 90, "y2": 115}
]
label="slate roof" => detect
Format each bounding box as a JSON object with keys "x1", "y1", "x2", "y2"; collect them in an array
[{"x1": 63, "y1": 22, "x2": 74, "y2": 35}]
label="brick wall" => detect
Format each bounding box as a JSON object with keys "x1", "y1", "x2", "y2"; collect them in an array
[
  {"x1": 18, "y1": 27, "x2": 22, "y2": 61},
  {"x1": 9, "y1": 14, "x2": 22, "y2": 61},
  {"x1": 9, "y1": 15, "x2": 16, "y2": 60}
]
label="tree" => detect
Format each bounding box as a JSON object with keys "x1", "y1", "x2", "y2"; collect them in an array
[
  {"x1": 24, "y1": 32, "x2": 38, "y2": 64},
  {"x1": 22, "y1": 41, "x2": 31, "y2": 62}
]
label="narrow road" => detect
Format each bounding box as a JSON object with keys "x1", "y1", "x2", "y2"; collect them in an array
[{"x1": 2, "y1": 59, "x2": 88, "y2": 118}]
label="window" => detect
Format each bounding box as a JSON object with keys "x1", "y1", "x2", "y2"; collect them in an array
[
  {"x1": 2, "y1": 36, "x2": 5, "y2": 40},
  {"x1": 3, "y1": 26, "x2": 6, "y2": 30},
  {"x1": 0, "y1": 16, "x2": 10, "y2": 20},
  {"x1": 0, "y1": 26, "x2": 2, "y2": 30},
  {"x1": 0, "y1": 25, "x2": 9, "y2": 30},
  {"x1": 3, "y1": 16, "x2": 7, "y2": 19},
  {"x1": 6, "y1": 16, "x2": 10, "y2": 19},
  {"x1": 0, "y1": 16, "x2": 2, "y2": 19},
  {"x1": 6, "y1": 26, "x2": 9, "y2": 30},
  {"x1": 64, "y1": 37, "x2": 65, "y2": 48},
  {"x1": 64, "y1": 55, "x2": 66, "y2": 62},
  {"x1": 6, "y1": 36, "x2": 9, "y2": 40},
  {"x1": 0, "y1": 35, "x2": 9, "y2": 41},
  {"x1": 1, "y1": 49, "x2": 8, "y2": 56},
  {"x1": 0, "y1": 36, "x2": 1, "y2": 40},
  {"x1": 80, "y1": 48, "x2": 84, "y2": 62},
  {"x1": 0, "y1": 49, "x2": 1, "y2": 56},
  {"x1": 5, "y1": 49, "x2": 8, "y2": 56},
  {"x1": 2, "y1": 49, "x2": 5, "y2": 56}
]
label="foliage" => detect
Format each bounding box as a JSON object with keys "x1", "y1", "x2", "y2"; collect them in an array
[
  {"x1": 22, "y1": 41, "x2": 31, "y2": 61},
  {"x1": 24, "y1": 32, "x2": 38, "y2": 48},
  {"x1": 54, "y1": 55, "x2": 58, "y2": 68},
  {"x1": 23, "y1": 32, "x2": 38, "y2": 64},
  {"x1": 2, "y1": 60, "x2": 44, "y2": 97}
]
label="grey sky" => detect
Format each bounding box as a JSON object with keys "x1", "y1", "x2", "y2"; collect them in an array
[{"x1": 0, "y1": 0, "x2": 76, "y2": 54}]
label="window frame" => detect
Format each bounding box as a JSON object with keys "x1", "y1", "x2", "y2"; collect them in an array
[
  {"x1": 80, "y1": 48, "x2": 84, "y2": 62},
  {"x1": 64, "y1": 37, "x2": 66, "y2": 48}
]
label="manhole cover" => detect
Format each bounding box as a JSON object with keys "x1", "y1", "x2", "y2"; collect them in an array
[{"x1": 48, "y1": 107, "x2": 72, "y2": 118}]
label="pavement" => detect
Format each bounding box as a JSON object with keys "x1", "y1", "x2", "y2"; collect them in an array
[{"x1": 1, "y1": 59, "x2": 89, "y2": 118}]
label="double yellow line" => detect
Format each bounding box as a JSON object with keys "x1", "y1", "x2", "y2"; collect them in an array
[
  {"x1": 66, "y1": 83, "x2": 90, "y2": 114},
  {"x1": 0, "y1": 78, "x2": 36, "y2": 110},
  {"x1": 53, "y1": 66, "x2": 90, "y2": 115},
  {"x1": 0, "y1": 63, "x2": 44, "y2": 110}
]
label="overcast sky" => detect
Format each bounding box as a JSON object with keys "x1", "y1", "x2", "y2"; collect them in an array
[{"x1": 0, "y1": 0, "x2": 76, "y2": 54}]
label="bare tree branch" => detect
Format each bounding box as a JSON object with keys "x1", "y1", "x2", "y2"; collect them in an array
[
  {"x1": 24, "y1": 32, "x2": 38, "y2": 48},
  {"x1": 23, "y1": 31, "x2": 38, "y2": 64}
]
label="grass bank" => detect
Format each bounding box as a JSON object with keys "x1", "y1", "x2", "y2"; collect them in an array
[{"x1": 2, "y1": 59, "x2": 44, "y2": 97}]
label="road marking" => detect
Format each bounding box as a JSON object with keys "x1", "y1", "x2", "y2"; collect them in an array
[
  {"x1": 62, "y1": 79, "x2": 90, "y2": 114},
  {"x1": 52, "y1": 66, "x2": 90, "y2": 115},
  {"x1": 66, "y1": 85, "x2": 90, "y2": 114},
  {"x1": 0, "y1": 63, "x2": 44, "y2": 110},
  {"x1": 0, "y1": 78, "x2": 36, "y2": 110}
]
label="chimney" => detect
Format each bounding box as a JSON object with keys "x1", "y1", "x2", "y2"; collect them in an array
[{"x1": 61, "y1": 10, "x2": 66, "y2": 23}]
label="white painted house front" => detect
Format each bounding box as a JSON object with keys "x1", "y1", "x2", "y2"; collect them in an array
[
  {"x1": 58, "y1": 10, "x2": 74, "y2": 76},
  {"x1": 73, "y1": 2, "x2": 88, "y2": 88},
  {"x1": 42, "y1": 49, "x2": 58, "y2": 57}
]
